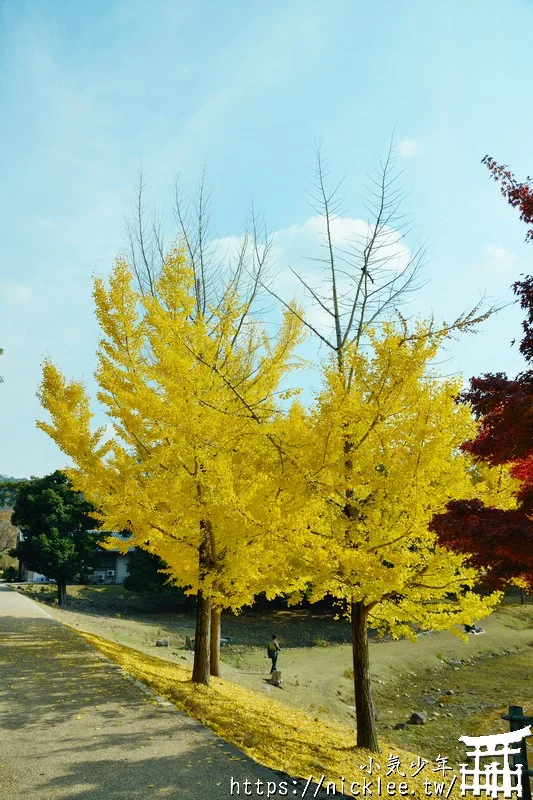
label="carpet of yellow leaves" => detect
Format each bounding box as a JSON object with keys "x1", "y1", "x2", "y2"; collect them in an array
[{"x1": 79, "y1": 630, "x2": 465, "y2": 798}]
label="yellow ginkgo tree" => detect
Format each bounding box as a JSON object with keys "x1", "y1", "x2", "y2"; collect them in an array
[
  {"x1": 279, "y1": 322, "x2": 510, "y2": 752},
  {"x1": 258, "y1": 145, "x2": 510, "y2": 753},
  {"x1": 38, "y1": 247, "x2": 306, "y2": 685}
]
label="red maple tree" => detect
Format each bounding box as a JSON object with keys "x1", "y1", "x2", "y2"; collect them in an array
[
  {"x1": 432, "y1": 160, "x2": 533, "y2": 592},
  {"x1": 482, "y1": 156, "x2": 533, "y2": 243},
  {"x1": 432, "y1": 500, "x2": 533, "y2": 591}
]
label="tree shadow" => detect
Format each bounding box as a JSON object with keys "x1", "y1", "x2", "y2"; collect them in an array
[
  {"x1": 0, "y1": 616, "x2": 160, "y2": 731},
  {"x1": 39, "y1": 751, "x2": 226, "y2": 798}
]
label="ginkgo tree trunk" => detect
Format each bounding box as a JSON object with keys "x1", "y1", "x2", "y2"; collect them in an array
[{"x1": 38, "y1": 248, "x2": 307, "y2": 686}]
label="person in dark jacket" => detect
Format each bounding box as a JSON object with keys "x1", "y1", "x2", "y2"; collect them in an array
[{"x1": 267, "y1": 634, "x2": 281, "y2": 673}]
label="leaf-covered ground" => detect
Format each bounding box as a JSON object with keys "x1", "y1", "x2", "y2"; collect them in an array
[{"x1": 79, "y1": 630, "x2": 464, "y2": 799}]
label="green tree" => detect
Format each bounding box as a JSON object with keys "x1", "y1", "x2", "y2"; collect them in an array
[
  {"x1": 10, "y1": 471, "x2": 104, "y2": 606},
  {"x1": 124, "y1": 547, "x2": 178, "y2": 594},
  {"x1": 0, "y1": 477, "x2": 28, "y2": 508},
  {"x1": 4, "y1": 565, "x2": 18, "y2": 582}
]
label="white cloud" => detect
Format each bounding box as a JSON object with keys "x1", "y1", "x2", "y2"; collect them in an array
[
  {"x1": 1, "y1": 283, "x2": 35, "y2": 311},
  {"x1": 398, "y1": 139, "x2": 422, "y2": 159},
  {"x1": 208, "y1": 214, "x2": 415, "y2": 339},
  {"x1": 484, "y1": 243, "x2": 519, "y2": 271}
]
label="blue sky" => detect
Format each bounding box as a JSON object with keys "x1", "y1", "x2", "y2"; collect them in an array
[{"x1": 1, "y1": 0, "x2": 532, "y2": 478}]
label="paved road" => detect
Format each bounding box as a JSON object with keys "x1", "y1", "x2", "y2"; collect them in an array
[{"x1": 0, "y1": 584, "x2": 284, "y2": 800}]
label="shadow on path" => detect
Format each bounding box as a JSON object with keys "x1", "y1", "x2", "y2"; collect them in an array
[{"x1": 0, "y1": 614, "x2": 282, "y2": 799}]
